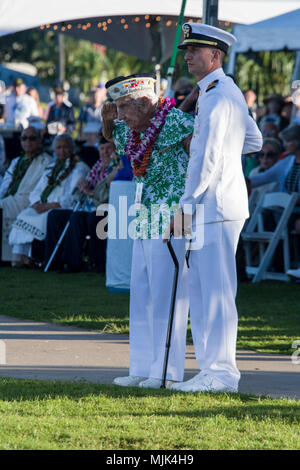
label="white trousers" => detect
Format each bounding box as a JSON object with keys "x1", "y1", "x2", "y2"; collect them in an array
[
  {"x1": 188, "y1": 220, "x2": 245, "y2": 389},
  {"x1": 129, "y1": 237, "x2": 189, "y2": 382}
]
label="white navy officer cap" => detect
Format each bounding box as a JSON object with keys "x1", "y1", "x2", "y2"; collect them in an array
[{"x1": 178, "y1": 23, "x2": 237, "y2": 54}]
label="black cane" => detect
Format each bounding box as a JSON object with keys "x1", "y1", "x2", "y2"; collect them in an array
[{"x1": 161, "y1": 234, "x2": 179, "y2": 389}]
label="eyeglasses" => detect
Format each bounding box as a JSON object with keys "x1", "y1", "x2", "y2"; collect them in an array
[
  {"x1": 21, "y1": 135, "x2": 38, "y2": 141},
  {"x1": 258, "y1": 151, "x2": 278, "y2": 159}
]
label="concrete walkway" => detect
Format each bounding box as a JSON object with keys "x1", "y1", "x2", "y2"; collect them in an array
[{"x1": 0, "y1": 314, "x2": 299, "y2": 399}]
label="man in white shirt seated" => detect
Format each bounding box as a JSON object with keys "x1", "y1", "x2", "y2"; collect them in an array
[{"x1": 5, "y1": 78, "x2": 39, "y2": 129}]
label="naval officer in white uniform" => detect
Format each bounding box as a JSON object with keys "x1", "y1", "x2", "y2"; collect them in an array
[{"x1": 165, "y1": 23, "x2": 263, "y2": 393}]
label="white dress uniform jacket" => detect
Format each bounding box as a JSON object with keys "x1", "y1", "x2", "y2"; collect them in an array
[{"x1": 180, "y1": 68, "x2": 263, "y2": 222}]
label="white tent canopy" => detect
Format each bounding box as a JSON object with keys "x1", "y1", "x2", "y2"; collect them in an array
[
  {"x1": 0, "y1": 0, "x2": 299, "y2": 36},
  {"x1": 227, "y1": 8, "x2": 300, "y2": 75},
  {"x1": 233, "y1": 8, "x2": 300, "y2": 52}
]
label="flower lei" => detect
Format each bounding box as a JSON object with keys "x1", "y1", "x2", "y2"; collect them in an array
[
  {"x1": 87, "y1": 157, "x2": 119, "y2": 189},
  {"x1": 5, "y1": 151, "x2": 40, "y2": 197},
  {"x1": 125, "y1": 96, "x2": 176, "y2": 178},
  {"x1": 40, "y1": 156, "x2": 79, "y2": 203},
  {"x1": 87, "y1": 160, "x2": 109, "y2": 189}
]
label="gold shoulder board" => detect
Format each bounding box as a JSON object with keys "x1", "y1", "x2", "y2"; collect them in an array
[{"x1": 205, "y1": 79, "x2": 219, "y2": 92}]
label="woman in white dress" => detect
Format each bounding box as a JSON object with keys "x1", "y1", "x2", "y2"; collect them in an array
[
  {"x1": 0, "y1": 126, "x2": 52, "y2": 263},
  {"x1": 9, "y1": 134, "x2": 89, "y2": 266}
]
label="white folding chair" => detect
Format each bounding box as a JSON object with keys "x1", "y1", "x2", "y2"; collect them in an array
[
  {"x1": 241, "y1": 192, "x2": 298, "y2": 282},
  {"x1": 248, "y1": 183, "x2": 278, "y2": 216}
]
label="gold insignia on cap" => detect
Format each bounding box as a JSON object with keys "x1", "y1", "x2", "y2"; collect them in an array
[{"x1": 183, "y1": 24, "x2": 191, "y2": 39}]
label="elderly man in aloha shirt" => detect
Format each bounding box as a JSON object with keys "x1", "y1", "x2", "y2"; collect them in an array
[{"x1": 102, "y1": 73, "x2": 194, "y2": 389}]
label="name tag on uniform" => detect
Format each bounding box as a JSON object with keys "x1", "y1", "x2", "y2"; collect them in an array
[{"x1": 135, "y1": 182, "x2": 143, "y2": 210}]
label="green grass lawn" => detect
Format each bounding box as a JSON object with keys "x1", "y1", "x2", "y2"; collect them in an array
[
  {"x1": 0, "y1": 378, "x2": 299, "y2": 450},
  {"x1": 0, "y1": 267, "x2": 299, "y2": 354},
  {"x1": 0, "y1": 268, "x2": 299, "y2": 450}
]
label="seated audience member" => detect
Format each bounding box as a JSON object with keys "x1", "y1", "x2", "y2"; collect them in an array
[
  {"x1": 77, "y1": 121, "x2": 101, "y2": 168},
  {"x1": 248, "y1": 126, "x2": 300, "y2": 275},
  {"x1": 259, "y1": 94, "x2": 289, "y2": 131},
  {"x1": 43, "y1": 137, "x2": 119, "y2": 273},
  {"x1": 46, "y1": 85, "x2": 76, "y2": 135},
  {"x1": 249, "y1": 124, "x2": 300, "y2": 195},
  {"x1": 248, "y1": 138, "x2": 282, "y2": 197},
  {"x1": 0, "y1": 126, "x2": 52, "y2": 263},
  {"x1": 260, "y1": 121, "x2": 280, "y2": 139},
  {"x1": 249, "y1": 138, "x2": 282, "y2": 175},
  {"x1": 8, "y1": 134, "x2": 89, "y2": 267}
]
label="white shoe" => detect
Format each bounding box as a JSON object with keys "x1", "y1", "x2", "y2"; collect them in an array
[
  {"x1": 170, "y1": 373, "x2": 237, "y2": 393},
  {"x1": 113, "y1": 375, "x2": 145, "y2": 387},
  {"x1": 287, "y1": 268, "x2": 300, "y2": 279},
  {"x1": 139, "y1": 378, "x2": 174, "y2": 389},
  {"x1": 170, "y1": 372, "x2": 202, "y2": 391}
]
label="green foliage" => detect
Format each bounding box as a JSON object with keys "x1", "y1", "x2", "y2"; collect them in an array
[
  {"x1": 235, "y1": 51, "x2": 295, "y2": 103},
  {"x1": 101, "y1": 48, "x2": 153, "y2": 81}
]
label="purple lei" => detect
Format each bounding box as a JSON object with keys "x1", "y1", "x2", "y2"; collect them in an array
[{"x1": 125, "y1": 97, "x2": 176, "y2": 167}]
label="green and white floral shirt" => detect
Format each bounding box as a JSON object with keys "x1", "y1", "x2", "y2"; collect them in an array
[{"x1": 113, "y1": 107, "x2": 194, "y2": 238}]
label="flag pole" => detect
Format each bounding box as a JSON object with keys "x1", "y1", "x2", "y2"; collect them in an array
[{"x1": 165, "y1": 0, "x2": 187, "y2": 97}]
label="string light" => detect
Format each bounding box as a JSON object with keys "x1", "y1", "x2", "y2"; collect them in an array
[{"x1": 39, "y1": 15, "x2": 204, "y2": 35}]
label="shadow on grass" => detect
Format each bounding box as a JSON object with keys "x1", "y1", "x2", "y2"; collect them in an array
[{"x1": 0, "y1": 377, "x2": 299, "y2": 424}]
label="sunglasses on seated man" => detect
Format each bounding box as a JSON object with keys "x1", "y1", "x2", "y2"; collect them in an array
[
  {"x1": 21, "y1": 135, "x2": 38, "y2": 141},
  {"x1": 258, "y1": 151, "x2": 278, "y2": 159}
]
